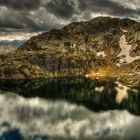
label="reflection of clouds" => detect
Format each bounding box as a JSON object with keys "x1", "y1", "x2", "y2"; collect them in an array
[
  {"x1": 0, "y1": 91, "x2": 140, "y2": 140},
  {"x1": 94, "y1": 82, "x2": 138, "y2": 104},
  {"x1": 0, "y1": 126, "x2": 8, "y2": 135},
  {"x1": 115, "y1": 82, "x2": 138, "y2": 104},
  {"x1": 95, "y1": 86, "x2": 104, "y2": 92},
  {"x1": 116, "y1": 82, "x2": 129, "y2": 104}
]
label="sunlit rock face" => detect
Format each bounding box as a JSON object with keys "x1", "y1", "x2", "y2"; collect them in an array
[{"x1": 0, "y1": 17, "x2": 139, "y2": 83}]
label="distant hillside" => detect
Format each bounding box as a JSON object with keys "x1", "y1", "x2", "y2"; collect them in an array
[{"x1": 0, "y1": 40, "x2": 26, "y2": 48}]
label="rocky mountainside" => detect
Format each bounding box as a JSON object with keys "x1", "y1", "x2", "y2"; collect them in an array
[{"x1": 0, "y1": 17, "x2": 140, "y2": 85}]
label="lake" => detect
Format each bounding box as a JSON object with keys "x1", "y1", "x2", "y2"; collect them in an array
[{"x1": 0, "y1": 77, "x2": 140, "y2": 140}]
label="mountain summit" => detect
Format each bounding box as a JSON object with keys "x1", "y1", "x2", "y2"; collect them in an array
[{"x1": 0, "y1": 17, "x2": 140, "y2": 85}]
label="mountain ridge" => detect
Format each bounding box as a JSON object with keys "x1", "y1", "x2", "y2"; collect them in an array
[{"x1": 0, "y1": 17, "x2": 140, "y2": 85}]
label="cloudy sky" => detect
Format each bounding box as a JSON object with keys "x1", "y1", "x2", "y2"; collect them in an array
[{"x1": 0, "y1": 0, "x2": 140, "y2": 47}]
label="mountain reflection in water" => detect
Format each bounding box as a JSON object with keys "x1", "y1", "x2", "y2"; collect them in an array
[{"x1": 0, "y1": 77, "x2": 140, "y2": 140}]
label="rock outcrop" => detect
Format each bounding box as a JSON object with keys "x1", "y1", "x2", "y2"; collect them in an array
[{"x1": 0, "y1": 17, "x2": 140, "y2": 83}]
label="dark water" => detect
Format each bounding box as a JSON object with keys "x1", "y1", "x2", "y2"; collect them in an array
[{"x1": 0, "y1": 77, "x2": 140, "y2": 140}]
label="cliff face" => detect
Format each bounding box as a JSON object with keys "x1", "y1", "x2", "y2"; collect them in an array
[{"x1": 0, "y1": 17, "x2": 140, "y2": 83}]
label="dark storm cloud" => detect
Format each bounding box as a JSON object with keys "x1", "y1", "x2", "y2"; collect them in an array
[
  {"x1": 0, "y1": 6, "x2": 58, "y2": 32},
  {"x1": 0, "y1": 0, "x2": 139, "y2": 33},
  {"x1": 0, "y1": 10, "x2": 41, "y2": 30},
  {"x1": 0, "y1": 0, "x2": 41, "y2": 10},
  {"x1": 46, "y1": 0, "x2": 76, "y2": 19},
  {"x1": 43, "y1": 0, "x2": 140, "y2": 23},
  {"x1": 78, "y1": 0, "x2": 140, "y2": 17}
]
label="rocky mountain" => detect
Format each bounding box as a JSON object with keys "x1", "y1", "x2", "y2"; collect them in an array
[{"x1": 0, "y1": 17, "x2": 140, "y2": 85}]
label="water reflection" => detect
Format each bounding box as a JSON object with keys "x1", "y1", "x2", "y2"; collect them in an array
[
  {"x1": 0, "y1": 77, "x2": 139, "y2": 115},
  {"x1": 0, "y1": 92, "x2": 140, "y2": 140},
  {"x1": 0, "y1": 77, "x2": 140, "y2": 140}
]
